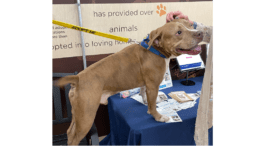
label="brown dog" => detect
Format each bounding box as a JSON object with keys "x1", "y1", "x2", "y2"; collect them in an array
[{"x1": 56, "y1": 19, "x2": 203, "y2": 145}]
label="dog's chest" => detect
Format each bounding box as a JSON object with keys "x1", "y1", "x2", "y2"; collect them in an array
[{"x1": 164, "y1": 55, "x2": 176, "y2": 74}]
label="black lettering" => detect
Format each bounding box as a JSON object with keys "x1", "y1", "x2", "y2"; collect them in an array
[
  {"x1": 134, "y1": 10, "x2": 138, "y2": 15},
  {"x1": 109, "y1": 27, "x2": 113, "y2": 33},
  {"x1": 55, "y1": 45, "x2": 59, "y2": 50},
  {"x1": 63, "y1": 44, "x2": 67, "y2": 49},
  {"x1": 125, "y1": 10, "x2": 129, "y2": 16},
  {"x1": 81, "y1": 28, "x2": 87, "y2": 32},
  {"x1": 76, "y1": 43, "x2": 81, "y2": 48},
  {"x1": 109, "y1": 41, "x2": 112, "y2": 46},
  {"x1": 109, "y1": 25, "x2": 138, "y2": 33},
  {"x1": 93, "y1": 11, "x2": 98, "y2": 17},
  {"x1": 68, "y1": 43, "x2": 72, "y2": 48},
  {"x1": 128, "y1": 26, "x2": 132, "y2": 31},
  {"x1": 134, "y1": 26, "x2": 138, "y2": 31},
  {"x1": 108, "y1": 12, "x2": 112, "y2": 17},
  {"x1": 72, "y1": 26, "x2": 80, "y2": 30},
  {"x1": 89, "y1": 30, "x2": 95, "y2": 34},
  {"x1": 59, "y1": 35, "x2": 67, "y2": 38},
  {"x1": 121, "y1": 27, "x2": 127, "y2": 32},
  {"x1": 114, "y1": 27, "x2": 118, "y2": 32}
]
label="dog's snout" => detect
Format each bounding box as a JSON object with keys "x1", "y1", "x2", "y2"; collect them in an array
[{"x1": 194, "y1": 31, "x2": 203, "y2": 39}]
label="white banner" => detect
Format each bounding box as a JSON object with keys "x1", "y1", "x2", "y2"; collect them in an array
[{"x1": 52, "y1": 2, "x2": 213, "y2": 59}]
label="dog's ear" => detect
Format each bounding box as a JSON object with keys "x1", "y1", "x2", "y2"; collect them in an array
[{"x1": 148, "y1": 29, "x2": 162, "y2": 50}]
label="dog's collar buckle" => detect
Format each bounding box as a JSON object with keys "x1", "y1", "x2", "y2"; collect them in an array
[{"x1": 128, "y1": 38, "x2": 139, "y2": 44}]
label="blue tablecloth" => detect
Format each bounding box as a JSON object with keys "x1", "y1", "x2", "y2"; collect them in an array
[{"x1": 100, "y1": 76, "x2": 213, "y2": 145}]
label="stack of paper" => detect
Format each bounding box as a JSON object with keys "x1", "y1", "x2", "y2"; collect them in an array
[{"x1": 130, "y1": 92, "x2": 200, "y2": 123}]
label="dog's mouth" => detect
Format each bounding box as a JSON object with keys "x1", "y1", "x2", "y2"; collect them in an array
[{"x1": 176, "y1": 45, "x2": 201, "y2": 55}]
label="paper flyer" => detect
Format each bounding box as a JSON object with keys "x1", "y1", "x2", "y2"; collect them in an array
[
  {"x1": 131, "y1": 91, "x2": 168, "y2": 105},
  {"x1": 130, "y1": 92, "x2": 200, "y2": 123},
  {"x1": 159, "y1": 68, "x2": 173, "y2": 90}
]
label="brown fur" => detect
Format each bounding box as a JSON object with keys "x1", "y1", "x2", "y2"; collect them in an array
[{"x1": 55, "y1": 19, "x2": 203, "y2": 145}]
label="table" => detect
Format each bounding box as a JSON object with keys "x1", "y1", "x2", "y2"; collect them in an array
[{"x1": 100, "y1": 76, "x2": 213, "y2": 145}]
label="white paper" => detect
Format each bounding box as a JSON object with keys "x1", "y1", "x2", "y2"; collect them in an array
[
  {"x1": 130, "y1": 91, "x2": 168, "y2": 105},
  {"x1": 131, "y1": 92, "x2": 200, "y2": 123}
]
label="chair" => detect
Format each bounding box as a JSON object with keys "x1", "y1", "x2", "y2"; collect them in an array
[{"x1": 53, "y1": 72, "x2": 99, "y2": 145}]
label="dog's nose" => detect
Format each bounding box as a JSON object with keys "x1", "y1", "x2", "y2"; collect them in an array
[{"x1": 194, "y1": 31, "x2": 203, "y2": 39}]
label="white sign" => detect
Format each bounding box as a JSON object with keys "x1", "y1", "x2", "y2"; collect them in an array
[
  {"x1": 177, "y1": 54, "x2": 205, "y2": 71},
  {"x1": 52, "y1": 2, "x2": 213, "y2": 59}
]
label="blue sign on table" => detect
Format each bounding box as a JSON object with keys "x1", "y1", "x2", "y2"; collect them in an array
[{"x1": 179, "y1": 62, "x2": 202, "y2": 70}]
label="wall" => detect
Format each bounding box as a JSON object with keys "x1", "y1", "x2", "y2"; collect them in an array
[{"x1": 52, "y1": 2, "x2": 212, "y2": 58}]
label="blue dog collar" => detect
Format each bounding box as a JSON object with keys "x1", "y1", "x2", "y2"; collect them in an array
[
  {"x1": 193, "y1": 21, "x2": 197, "y2": 29},
  {"x1": 140, "y1": 34, "x2": 167, "y2": 59}
]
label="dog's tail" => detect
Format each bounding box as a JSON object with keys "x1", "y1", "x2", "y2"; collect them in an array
[{"x1": 55, "y1": 75, "x2": 79, "y2": 87}]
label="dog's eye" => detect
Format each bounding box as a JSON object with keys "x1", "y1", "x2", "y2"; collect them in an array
[{"x1": 176, "y1": 31, "x2": 182, "y2": 36}]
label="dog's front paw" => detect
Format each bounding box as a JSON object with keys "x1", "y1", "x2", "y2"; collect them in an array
[{"x1": 156, "y1": 115, "x2": 170, "y2": 122}]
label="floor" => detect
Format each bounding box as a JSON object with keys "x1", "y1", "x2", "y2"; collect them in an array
[{"x1": 53, "y1": 134, "x2": 107, "y2": 145}]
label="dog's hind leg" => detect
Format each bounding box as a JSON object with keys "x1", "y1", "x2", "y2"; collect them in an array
[
  {"x1": 67, "y1": 116, "x2": 77, "y2": 145},
  {"x1": 67, "y1": 119, "x2": 74, "y2": 135},
  {"x1": 69, "y1": 115, "x2": 96, "y2": 145},
  {"x1": 66, "y1": 85, "x2": 77, "y2": 144},
  {"x1": 67, "y1": 84, "x2": 102, "y2": 145}
]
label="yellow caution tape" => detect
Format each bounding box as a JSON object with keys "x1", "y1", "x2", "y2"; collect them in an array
[{"x1": 52, "y1": 20, "x2": 130, "y2": 43}]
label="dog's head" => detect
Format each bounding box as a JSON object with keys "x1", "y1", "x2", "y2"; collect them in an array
[{"x1": 148, "y1": 19, "x2": 203, "y2": 57}]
